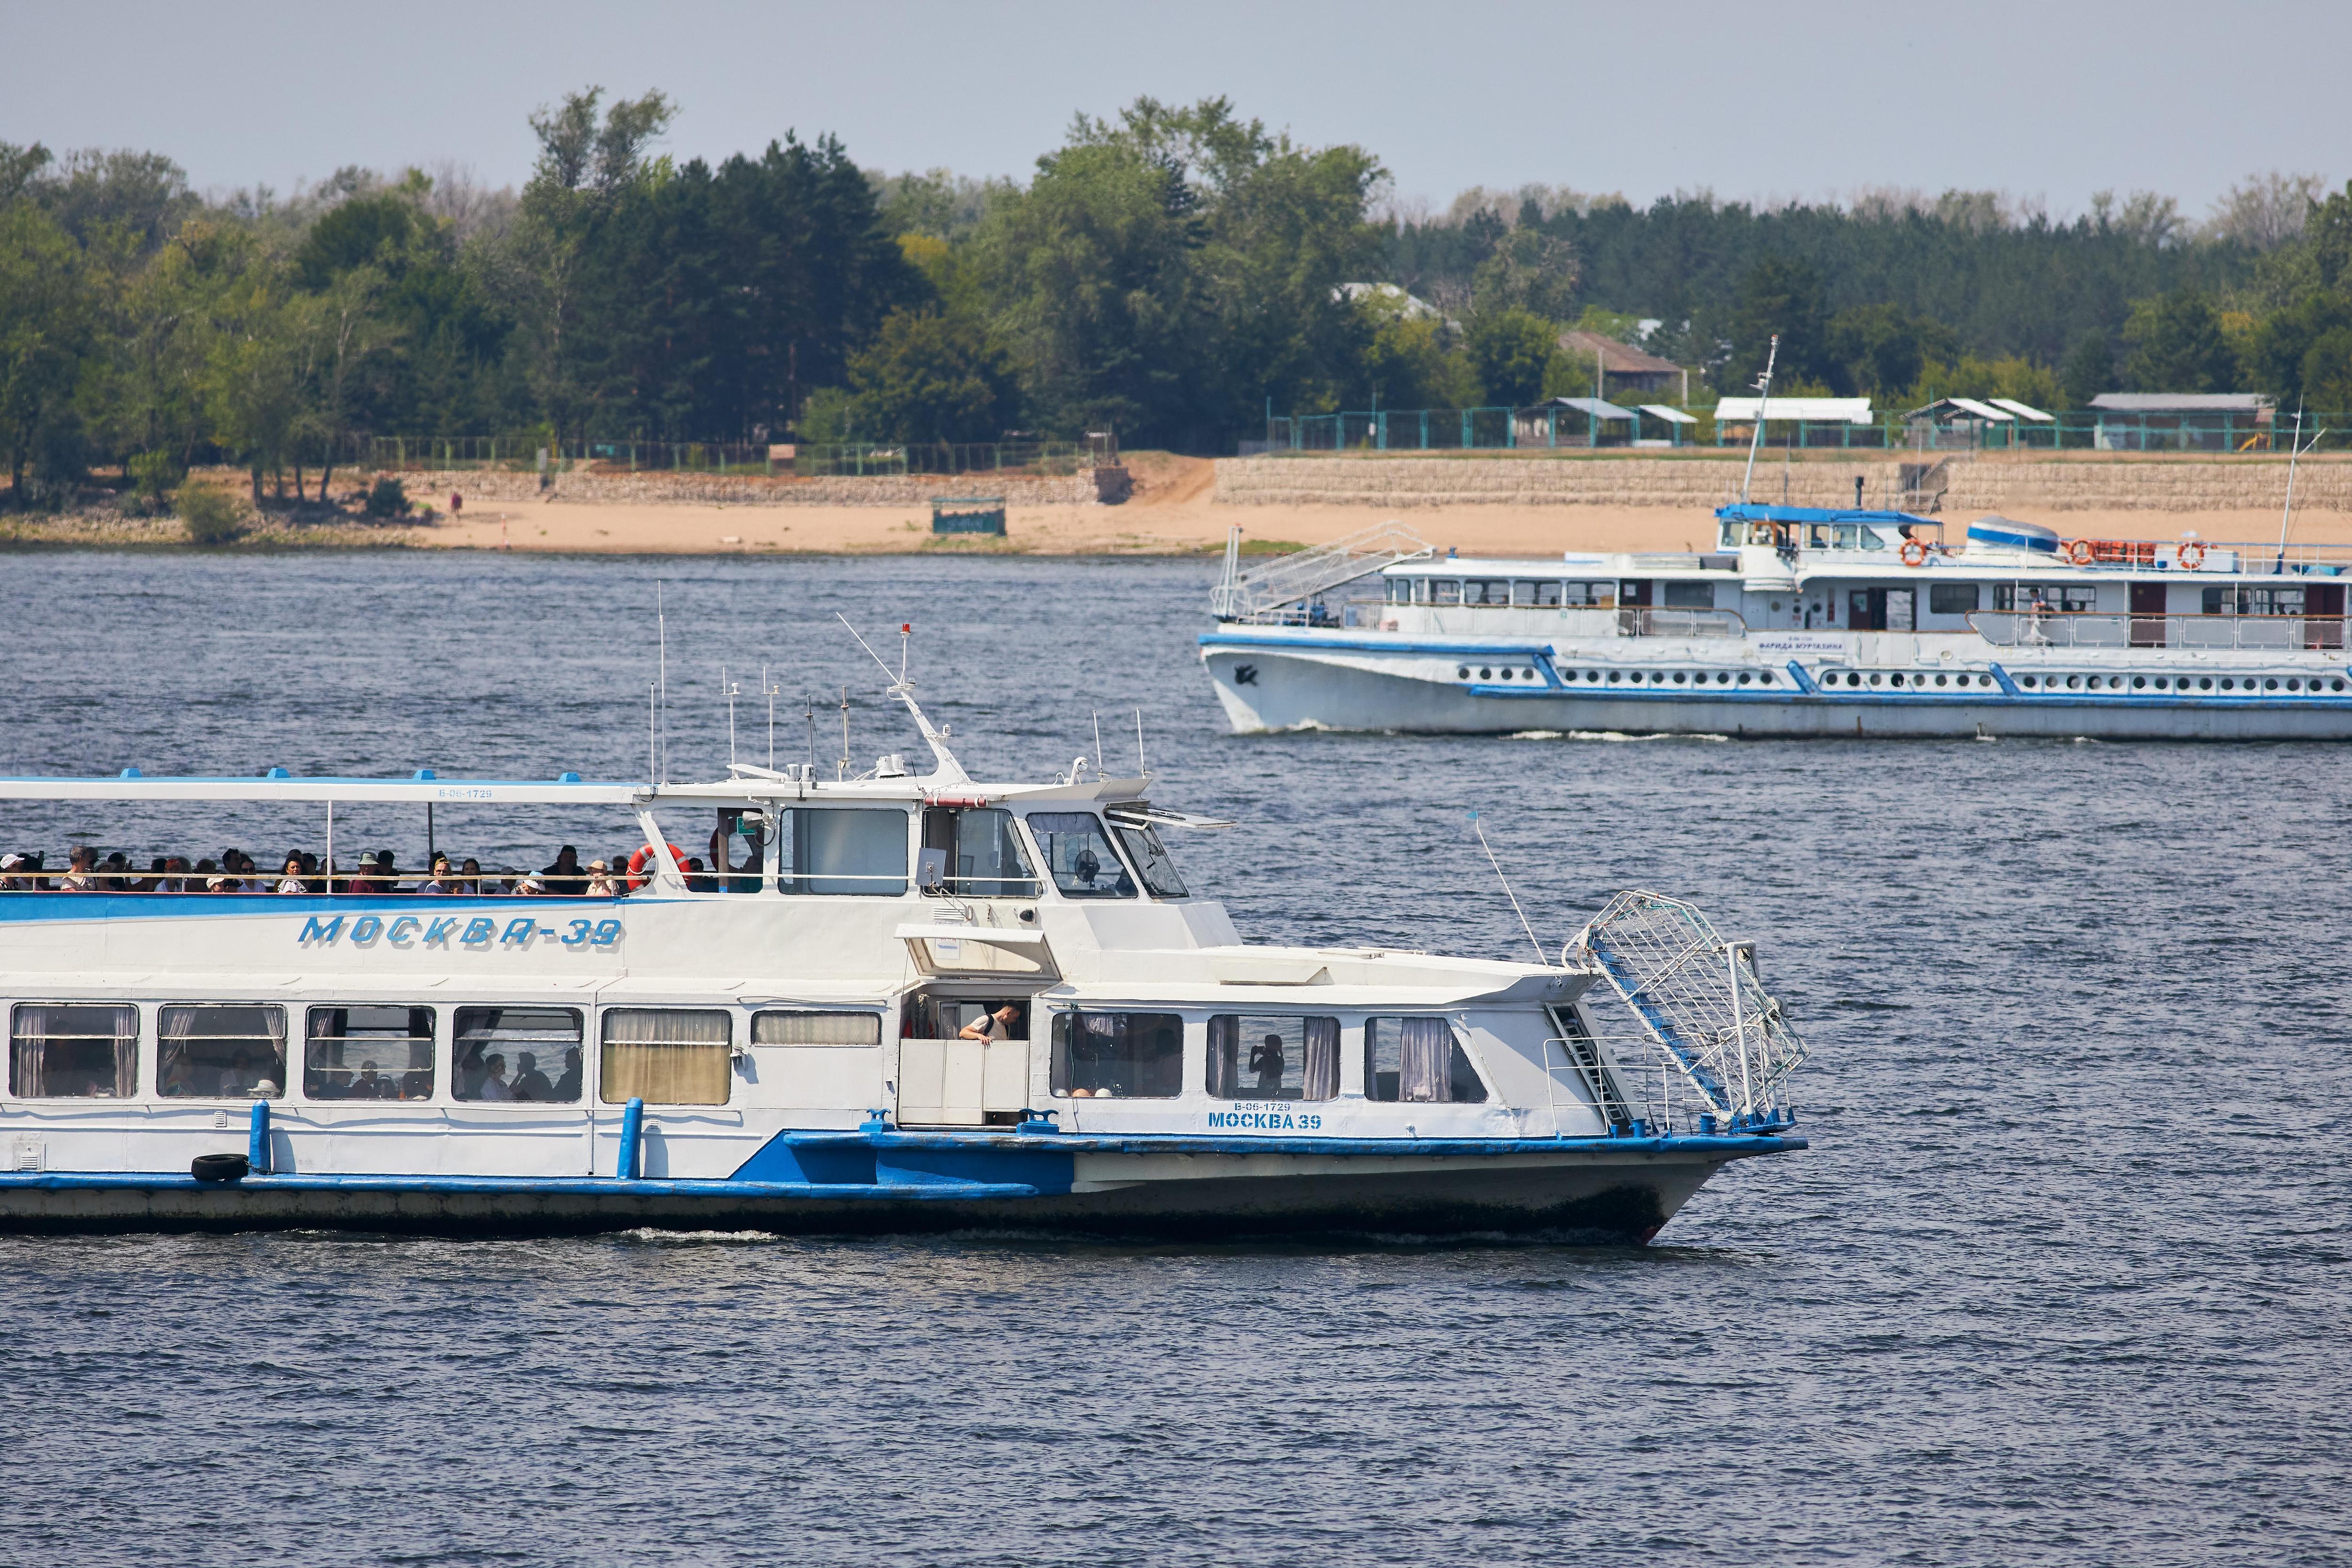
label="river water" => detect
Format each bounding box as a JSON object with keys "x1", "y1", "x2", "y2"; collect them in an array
[{"x1": 2, "y1": 550, "x2": 2346, "y2": 1566}]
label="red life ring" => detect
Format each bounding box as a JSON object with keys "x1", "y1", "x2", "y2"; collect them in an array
[
  {"x1": 1899, "y1": 538, "x2": 1930, "y2": 567},
  {"x1": 2065, "y1": 538, "x2": 2098, "y2": 566},
  {"x1": 2177, "y1": 540, "x2": 2207, "y2": 570},
  {"x1": 627, "y1": 843, "x2": 688, "y2": 892}
]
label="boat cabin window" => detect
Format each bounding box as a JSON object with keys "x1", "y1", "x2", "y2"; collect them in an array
[
  {"x1": 1106, "y1": 819, "x2": 1187, "y2": 899},
  {"x1": 1430, "y1": 580, "x2": 1462, "y2": 605},
  {"x1": 752, "y1": 1011, "x2": 882, "y2": 1047},
  {"x1": 1662, "y1": 581, "x2": 1716, "y2": 609},
  {"x1": 1207, "y1": 1015, "x2": 1338, "y2": 1101},
  {"x1": 9, "y1": 1004, "x2": 136, "y2": 1098},
  {"x1": 1515, "y1": 580, "x2": 1557, "y2": 606},
  {"x1": 1464, "y1": 579, "x2": 1511, "y2": 606},
  {"x1": 2205, "y1": 586, "x2": 2304, "y2": 615},
  {"x1": 905, "y1": 995, "x2": 1031, "y2": 1041},
  {"x1": 159, "y1": 1004, "x2": 286, "y2": 1099},
  {"x1": 1929, "y1": 584, "x2": 1980, "y2": 615},
  {"x1": 1993, "y1": 583, "x2": 2097, "y2": 614},
  {"x1": 778, "y1": 807, "x2": 909, "y2": 896},
  {"x1": 1385, "y1": 576, "x2": 1413, "y2": 605},
  {"x1": 710, "y1": 808, "x2": 766, "y2": 893},
  {"x1": 919, "y1": 806, "x2": 1040, "y2": 898},
  {"x1": 602, "y1": 1008, "x2": 731, "y2": 1106},
  {"x1": 1025, "y1": 813, "x2": 1136, "y2": 899},
  {"x1": 1050, "y1": 1011, "x2": 1183, "y2": 1098},
  {"x1": 454, "y1": 1006, "x2": 582, "y2": 1102},
  {"x1": 1362, "y1": 1017, "x2": 1488, "y2": 1104},
  {"x1": 305, "y1": 1006, "x2": 434, "y2": 1100}
]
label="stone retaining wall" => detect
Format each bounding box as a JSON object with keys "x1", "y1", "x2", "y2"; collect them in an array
[
  {"x1": 378, "y1": 469, "x2": 1096, "y2": 508},
  {"x1": 1213, "y1": 454, "x2": 2352, "y2": 512}
]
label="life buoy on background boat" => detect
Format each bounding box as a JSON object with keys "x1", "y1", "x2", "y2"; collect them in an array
[
  {"x1": 2177, "y1": 540, "x2": 2207, "y2": 570},
  {"x1": 2065, "y1": 538, "x2": 2098, "y2": 566},
  {"x1": 1899, "y1": 538, "x2": 1930, "y2": 567},
  {"x1": 627, "y1": 843, "x2": 688, "y2": 892}
]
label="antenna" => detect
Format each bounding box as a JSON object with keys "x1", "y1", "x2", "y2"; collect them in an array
[
  {"x1": 834, "y1": 614, "x2": 972, "y2": 783},
  {"x1": 655, "y1": 579, "x2": 669, "y2": 783},
  {"x1": 647, "y1": 683, "x2": 657, "y2": 783},
  {"x1": 838, "y1": 686, "x2": 851, "y2": 781},
  {"x1": 2276, "y1": 405, "x2": 2327, "y2": 570},
  {"x1": 720, "y1": 664, "x2": 741, "y2": 767},
  {"x1": 1468, "y1": 809, "x2": 1546, "y2": 966},
  {"x1": 1092, "y1": 711, "x2": 1105, "y2": 779},
  {"x1": 803, "y1": 692, "x2": 816, "y2": 776},
  {"x1": 1134, "y1": 707, "x2": 1146, "y2": 778},
  {"x1": 1739, "y1": 333, "x2": 1779, "y2": 507},
  {"x1": 762, "y1": 665, "x2": 781, "y2": 770}
]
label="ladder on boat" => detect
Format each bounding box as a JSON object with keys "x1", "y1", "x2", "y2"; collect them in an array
[
  {"x1": 1209, "y1": 520, "x2": 1432, "y2": 623},
  {"x1": 1566, "y1": 891, "x2": 1808, "y2": 1128}
]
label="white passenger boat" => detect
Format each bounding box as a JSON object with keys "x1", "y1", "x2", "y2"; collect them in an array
[
  {"x1": 0, "y1": 680, "x2": 1806, "y2": 1239},
  {"x1": 1201, "y1": 509, "x2": 2352, "y2": 739}
]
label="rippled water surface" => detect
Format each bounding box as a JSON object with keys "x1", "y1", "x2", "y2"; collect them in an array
[{"x1": 2, "y1": 550, "x2": 2347, "y2": 1566}]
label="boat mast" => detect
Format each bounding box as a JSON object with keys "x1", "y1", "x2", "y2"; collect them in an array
[{"x1": 1739, "y1": 334, "x2": 1779, "y2": 507}]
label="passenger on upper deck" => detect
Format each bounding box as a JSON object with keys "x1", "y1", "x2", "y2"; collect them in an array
[
  {"x1": 459, "y1": 858, "x2": 484, "y2": 895},
  {"x1": 0, "y1": 852, "x2": 26, "y2": 890},
  {"x1": 373, "y1": 848, "x2": 402, "y2": 892},
  {"x1": 346, "y1": 853, "x2": 386, "y2": 896},
  {"x1": 583, "y1": 860, "x2": 617, "y2": 897},
  {"x1": 276, "y1": 855, "x2": 307, "y2": 894},
  {"x1": 541, "y1": 846, "x2": 586, "y2": 895},
  {"x1": 418, "y1": 855, "x2": 460, "y2": 895},
  {"x1": 60, "y1": 846, "x2": 99, "y2": 892}
]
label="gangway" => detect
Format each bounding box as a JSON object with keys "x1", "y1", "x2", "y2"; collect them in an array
[
  {"x1": 1566, "y1": 890, "x2": 1807, "y2": 1129},
  {"x1": 1209, "y1": 520, "x2": 1432, "y2": 623}
]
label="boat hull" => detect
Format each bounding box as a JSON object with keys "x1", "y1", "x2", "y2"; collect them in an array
[
  {"x1": 0, "y1": 1137, "x2": 1775, "y2": 1242},
  {"x1": 1202, "y1": 637, "x2": 2352, "y2": 740}
]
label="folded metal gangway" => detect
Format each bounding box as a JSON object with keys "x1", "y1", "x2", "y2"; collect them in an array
[{"x1": 1209, "y1": 520, "x2": 1432, "y2": 623}]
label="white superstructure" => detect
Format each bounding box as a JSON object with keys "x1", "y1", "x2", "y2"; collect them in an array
[
  {"x1": 1202, "y1": 508, "x2": 2352, "y2": 739},
  {"x1": 0, "y1": 688, "x2": 1806, "y2": 1240}
]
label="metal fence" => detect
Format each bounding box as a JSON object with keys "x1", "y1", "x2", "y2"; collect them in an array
[
  {"x1": 357, "y1": 437, "x2": 1094, "y2": 479},
  {"x1": 1259, "y1": 408, "x2": 2352, "y2": 456}
]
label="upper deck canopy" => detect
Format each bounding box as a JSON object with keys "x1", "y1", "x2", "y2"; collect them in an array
[{"x1": 0, "y1": 770, "x2": 1153, "y2": 806}]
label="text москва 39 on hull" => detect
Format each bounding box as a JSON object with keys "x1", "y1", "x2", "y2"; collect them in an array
[
  {"x1": 1200, "y1": 509, "x2": 2352, "y2": 740},
  {"x1": 0, "y1": 656, "x2": 1806, "y2": 1241}
]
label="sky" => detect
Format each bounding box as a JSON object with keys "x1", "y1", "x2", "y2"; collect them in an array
[{"x1": 7, "y1": 0, "x2": 2346, "y2": 221}]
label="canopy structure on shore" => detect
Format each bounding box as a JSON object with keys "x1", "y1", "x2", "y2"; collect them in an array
[{"x1": 1713, "y1": 397, "x2": 1873, "y2": 425}]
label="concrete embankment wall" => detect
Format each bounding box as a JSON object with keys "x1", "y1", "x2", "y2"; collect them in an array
[
  {"x1": 1212, "y1": 454, "x2": 2352, "y2": 513},
  {"x1": 380, "y1": 469, "x2": 1097, "y2": 508}
]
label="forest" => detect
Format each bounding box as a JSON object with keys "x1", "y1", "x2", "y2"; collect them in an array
[{"x1": 3, "y1": 88, "x2": 2350, "y2": 509}]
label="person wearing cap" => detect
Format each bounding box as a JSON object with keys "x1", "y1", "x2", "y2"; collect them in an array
[
  {"x1": 346, "y1": 852, "x2": 385, "y2": 896},
  {"x1": 0, "y1": 852, "x2": 26, "y2": 891},
  {"x1": 583, "y1": 860, "x2": 617, "y2": 897},
  {"x1": 516, "y1": 874, "x2": 549, "y2": 896}
]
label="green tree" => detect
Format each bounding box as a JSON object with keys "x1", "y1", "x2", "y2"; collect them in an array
[
  {"x1": 1826, "y1": 303, "x2": 1957, "y2": 400},
  {"x1": 2122, "y1": 287, "x2": 2238, "y2": 391},
  {"x1": 1465, "y1": 308, "x2": 1555, "y2": 406},
  {"x1": 1724, "y1": 255, "x2": 1829, "y2": 393},
  {"x1": 2246, "y1": 181, "x2": 2352, "y2": 410},
  {"x1": 0, "y1": 201, "x2": 96, "y2": 507},
  {"x1": 847, "y1": 308, "x2": 1017, "y2": 442},
  {"x1": 2061, "y1": 333, "x2": 2115, "y2": 407}
]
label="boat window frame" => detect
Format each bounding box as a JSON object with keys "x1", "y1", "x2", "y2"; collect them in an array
[
  {"x1": 8, "y1": 1001, "x2": 139, "y2": 1100},
  {"x1": 301, "y1": 1004, "x2": 437, "y2": 1103},
  {"x1": 1021, "y1": 811, "x2": 1140, "y2": 900},
  {"x1": 156, "y1": 1003, "x2": 289, "y2": 1101},
  {"x1": 1361, "y1": 1015, "x2": 1491, "y2": 1105},
  {"x1": 452, "y1": 1004, "x2": 586, "y2": 1104},
  {"x1": 773, "y1": 804, "x2": 913, "y2": 898},
  {"x1": 600, "y1": 1006, "x2": 734, "y2": 1106}
]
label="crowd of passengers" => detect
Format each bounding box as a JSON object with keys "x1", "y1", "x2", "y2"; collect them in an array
[{"x1": 0, "y1": 843, "x2": 729, "y2": 894}]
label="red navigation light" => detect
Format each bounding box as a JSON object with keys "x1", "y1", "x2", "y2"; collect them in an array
[{"x1": 901, "y1": 623, "x2": 912, "y2": 633}]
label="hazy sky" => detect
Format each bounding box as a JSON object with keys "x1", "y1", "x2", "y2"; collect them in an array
[{"x1": 8, "y1": 1, "x2": 2344, "y2": 220}]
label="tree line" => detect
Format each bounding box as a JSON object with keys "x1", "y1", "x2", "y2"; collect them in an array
[{"x1": 4, "y1": 96, "x2": 2350, "y2": 511}]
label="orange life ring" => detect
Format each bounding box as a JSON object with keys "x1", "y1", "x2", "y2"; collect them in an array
[
  {"x1": 627, "y1": 842, "x2": 688, "y2": 892},
  {"x1": 2065, "y1": 538, "x2": 2097, "y2": 566},
  {"x1": 1899, "y1": 538, "x2": 1930, "y2": 567},
  {"x1": 2177, "y1": 540, "x2": 2207, "y2": 570}
]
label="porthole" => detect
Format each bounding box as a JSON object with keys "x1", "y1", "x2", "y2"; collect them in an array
[
  {"x1": 2286, "y1": 678, "x2": 2301, "y2": 692},
  {"x1": 2335, "y1": 679, "x2": 2347, "y2": 692},
  {"x1": 2219, "y1": 678, "x2": 2234, "y2": 691},
  {"x1": 1934, "y1": 673, "x2": 1948, "y2": 687},
  {"x1": 2132, "y1": 676, "x2": 2146, "y2": 689},
  {"x1": 1628, "y1": 671, "x2": 1643, "y2": 683},
  {"x1": 1523, "y1": 668, "x2": 1538, "y2": 681},
  {"x1": 1498, "y1": 667, "x2": 1514, "y2": 681},
  {"x1": 1758, "y1": 670, "x2": 1775, "y2": 684},
  {"x1": 2152, "y1": 677, "x2": 2167, "y2": 690},
  {"x1": 2199, "y1": 677, "x2": 2213, "y2": 690},
  {"x1": 2266, "y1": 677, "x2": 2281, "y2": 691},
  {"x1": 1888, "y1": 673, "x2": 1904, "y2": 687},
  {"x1": 1850, "y1": 673, "x2": 1866, "y2": 687},
  {"x1": 1479, "y1": 667, "x2": 1493, "y2": 680},
  {"x1": 1587, "y1": 670, "x2": 1602, "y2": 683},
  {"x1": 1737, "y1": 672, "x2": 1753, "y2": 685},
  {"x1": 1458, "y1": 666, "x2": 1470, "y2": 680},
  {"x1": 1868, "y1": 673, "x2": 1883, "y2": 686},
  {"x1": 2021, "y1": 676, "x2": 2038, "y2": 688},
  {"x1": 1607, "y1": 671, "x2": 1621, "y2": 683},
  {"x1": 1672, "y1": 671, "x2": 1688, "y2": 685},
  {"x1": 1717, "y1": 672, "x2": 1732, "y2": 685}
]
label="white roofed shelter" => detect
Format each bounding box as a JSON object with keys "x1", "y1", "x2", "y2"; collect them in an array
[{"x1": 1712, "y1": 396, "x2": 1880, "y2": 449}]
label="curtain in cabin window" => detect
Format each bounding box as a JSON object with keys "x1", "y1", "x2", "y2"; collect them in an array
[
  {"x1": 1399, "y1": 1017, "x2": 1453, "y2": 1103},
  {"x1": 1301, "y1": 1016, "x2": 1340, "y2": 1102},
  {"x1": 1205, "y1": 1015, "x2": 1237, "y2": 1098},
  {"x1": 9, "y1": 1004, "x2": 137, "y2": 1098},
  {"x1": 601, "y1": 1009, "x2": 731, "y2": 1105}
]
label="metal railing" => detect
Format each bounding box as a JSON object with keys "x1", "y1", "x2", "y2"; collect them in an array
[
  {"x1": 1619, "y1": 608, "x2": 1749, "y2": 639},
  {"x1": 1259, "y1": 408, "x2": 2352, "y2": 456},
  {"x1": 1969, "y1": 612, "x2": 2350, "y2": 651},
  {"x1": 1211, "y1": 520, "x2": 1433, "y2": 622}
]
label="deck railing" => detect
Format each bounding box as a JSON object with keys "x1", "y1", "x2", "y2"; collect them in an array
[
  {"x1": 1968, "y1": 612, "x2": 2350, "y2": 651},
  {"x1": 1619, "y1": 607, "x2": 1748, "y2": 639}
]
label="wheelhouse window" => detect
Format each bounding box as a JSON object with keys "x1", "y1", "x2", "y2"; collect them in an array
[
  {"x1": 1026, "y1": 813, "x2": 1136, "y2": 899},
  {"x1": 454, "y1": 1006, "x2": 582, "y2": 1102},
  {"x1": 305, "y1": 1006, "x2": 434, "y2": 1100},
  {"x1": 602, "y1": 1008, "x2": 731, "y2": 1105},
  {"x1": 159, "y1": 1005, "x2": 286, "y2": 1099},
  {"x1": 1106, "y1": 819, "x2": 1187, "y2": 899},
  {"x1": 710, "y1": 808, "x2": 766, "y2": 893},
  {"x1": 751, "y1": 1011, "x2": 882, "y2": 1047},
  {"x1": 1208, "y1": 1015, "x2": 1338, "y2": 1101},
  {"x1": 1050, "y1": 1011, "x2": 1183, "y2": 1098},
  {"x1": 780, "y1": 807, "x2": 908, "y2": 896},
  {"x1": 920, "y1": 806, "x2": 1040, "y2": 897},
  {"x1": 1363, "y1": 1017, "x2": 1488, "y2": 1104},
  {"x1": 10, "y1": 1004, "x2": 136, "y2": 1098}
]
